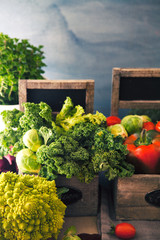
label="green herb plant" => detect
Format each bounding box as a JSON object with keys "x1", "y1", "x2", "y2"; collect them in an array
[{"x1": 0, "y1": 33, "x2": 46, "y2": 105}]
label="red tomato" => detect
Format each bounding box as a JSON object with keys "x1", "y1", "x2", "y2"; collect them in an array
[
  {"x1": 106, "y1": 116, "x2": 121, "y2": 126},
  {"x1": 115, "y1": 223, "x2": 136, "y2": 239},
  {"x1": 155, "y1": 121, "x2": 160, "y2": 132},
  {"x1": 143, "y1": 121, "x2": 155, "y2": 131}
]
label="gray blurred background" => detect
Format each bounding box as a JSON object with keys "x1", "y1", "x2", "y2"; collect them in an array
[{"x1": 1, "y1": 0, "x2": 160, "y2": 117}]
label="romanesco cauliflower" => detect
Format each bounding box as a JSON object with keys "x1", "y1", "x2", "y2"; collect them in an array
[{"x1": 0, "y1": 172, "x2": 66, "y2": 240}]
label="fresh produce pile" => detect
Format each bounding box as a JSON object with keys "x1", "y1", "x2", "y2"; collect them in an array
[
  {"x1": 107, "y1": 115, "x2": 160, "y2": 174},
  {"x1": 0, "y1": 97, "x2": 134, "y2": 183},
  {"x1": 0, "y1": 171, "x2": 66, "y2": 240}
]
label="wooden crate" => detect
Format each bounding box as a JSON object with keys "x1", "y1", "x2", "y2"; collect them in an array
[
  {"x1": 114, "y1": 174, "x2": 160, "y2": 220},
  {"x1": 55, "y1": 175, "x2": 99, "y2": 217},
  {"x1": 19, "y1": 79, "x2": 94, "y2": 114},
  {"x1": 111, "y1": 68, "x2": 160, "y2": 116}
]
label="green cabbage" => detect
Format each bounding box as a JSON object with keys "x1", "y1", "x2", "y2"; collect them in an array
[
  {"x1": 107, "y1": 124, "x2": 128, "y2": 138},
  {"x1": 16, "y1": 148, "x2": 41, "y2": 174},
  {"x1": 121, "y1": 115, "x2": 143, "y2": 135},
  {"x1": 23, "y1": 129, "x2": 43, "y2": 152}
]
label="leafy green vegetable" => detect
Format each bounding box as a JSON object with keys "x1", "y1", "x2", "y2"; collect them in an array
[
  {"x1": 107, "y1": 123, "x2": 128, "y2": 138},
  {"x1": 0, "y1": 97, "x2": 134, "y2": 182},
  {"x1": 37, "y1": 135, "x2": 92, "y2": 182},
  {"x1": 121, "y1": 115, "x2": 143, "y2": 135},
  {"x1": 1, "y1": 108, "x2": 24, "y2": 128},
  {"x1": 16, "y1": 148, "x2": 41, "y2": 174},
  {"x1": 23, "y1": 129, "x2": 43, "y2": 152},
  {"x1": 0, "y1": 33, "x2": 46, "y2": 105},
  {"x1": 55, "y1": 96, "x2": 85, "y2": 131},
  {"x1": 0, "y1": 102, "x2": 55, "y2": 157},
  {"x1": 20, "y1": 102, "x2": 53, "y2": 131},
  {"x1": 68, "y1": 121, "x2": 97, "y2": 150},
  {"x1": 91, "y1": 128, "x2": 134, "y2": 180},
  {"x1": 39, "y1": 126, "x2": 57, "y2": 145},
  {"x1": 62, "y1": 226, "x2": 81, "y2": 240}
]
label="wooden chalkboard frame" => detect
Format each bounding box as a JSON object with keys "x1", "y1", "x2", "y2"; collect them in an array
[
  {"x1": 111, "y1": 68, "x2": 160, "y2": 116},
  {"x1": 19, "y1": 79, "x2": 94, "y2": 114}
]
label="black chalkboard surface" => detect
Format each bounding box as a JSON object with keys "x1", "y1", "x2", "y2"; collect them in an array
[
  {"x1": 27, "y1": 89, "x2": 86, "y2": 112},
  {"x1": 111, "y1": 68, "x2": 160, "y2": 116},
  {"x1": 119, "y1": 77, "x2": 160, "y2": 101}
]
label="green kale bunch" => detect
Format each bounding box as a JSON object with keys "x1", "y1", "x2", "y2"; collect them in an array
[
  {"x1": 0, "y1": 101, "x2": 54, "y2": 157},
  {"x1": 36, "y1": 134, "x2": 94, "y2": 183},
  {"x1": 91, "y1": 127, "x2": 135, "y2": 180}
]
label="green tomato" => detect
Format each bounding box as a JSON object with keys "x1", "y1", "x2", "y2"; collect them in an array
[
  {"x1": 23, "y1": 129, "x2": 43, "y2": 152},
  {"x1": 16, "y1": 148, "x2": 41, "y2": 174},
  {"x1": 107, "y1": 124, "x2": 128, "y2": 138},
  {"x1": 121, "y1": 115, "x2": 143, "y2": 135}
]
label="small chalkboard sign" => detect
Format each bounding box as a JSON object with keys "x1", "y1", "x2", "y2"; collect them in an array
[
  {"x1": 111, "y1": 68, "x2": 160, "y2": 116},
  {"x1": 19, "y1": 79, "x2": 94, "y2": 114}
]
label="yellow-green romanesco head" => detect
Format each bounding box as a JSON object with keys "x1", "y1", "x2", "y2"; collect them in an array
[{"x1": 0, "y1": 172, "x2": 66, "y2": 240}]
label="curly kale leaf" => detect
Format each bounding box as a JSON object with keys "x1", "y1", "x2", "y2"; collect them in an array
[
  {"x1": 37, "y1": 134, "x2": 93, "y2": 183},
  {"x1": 39, "y1": 101, "x2": 53, "y2": 123},
  {"x1": 20, "y1": 102, "x2": 53, "y2": 130},
  {"x1": 39, "y1": 126, "x2": 57, "y2": 145},
  {"x1": 83, "y1": 111, "x2": 106, "y2": 126},
  {"x1": 68, "y1": 122, "x2": 97, "y2": 150},
  {"x1": 55, "y1": 96, "x2": 74, "y2": 124},
  {"x1": 0, "y1": 128, "x2": 20, "y2": 149},
  {"x1": 0, "y1": 108, "x2": 24, "y2": 128},
  {"x1": 91, "y1": 127, "x2": 134, "y2": 180},
  {"x1": 92, "y1": 151, "x2": 134, "y2": 181},
  {"x1": 55, "y1": 97, "x2": 85, "y2": 131}
]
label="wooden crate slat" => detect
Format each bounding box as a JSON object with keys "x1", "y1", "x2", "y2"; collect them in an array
[
  {"x1": 116, "y1": 206, "x2": 160, "y2": 220},
  {"x1": 119, "y1": 100, "x2": 160, "y2": 109},
  {"x1": 114, "y1": 67, "x2": 160, "y2": 77},
  {"x1": 25, "y1": 79, "x2": 94, "y2": 89}
]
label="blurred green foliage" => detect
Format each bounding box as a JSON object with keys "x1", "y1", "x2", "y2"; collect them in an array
[{"x1": 0, "y1": 33, "x2": 46, "y2": 104}]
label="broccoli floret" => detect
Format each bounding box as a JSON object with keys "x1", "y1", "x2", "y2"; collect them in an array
[{"x1": 0, "y1": 172, "x2": 66, "y2": 240}]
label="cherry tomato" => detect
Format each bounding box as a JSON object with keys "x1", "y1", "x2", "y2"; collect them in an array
[
  {"x1": 143, "y1": 121, "x2": 155, "y2": 131},
  {"x1": 115, "y1": 223, "x2": 136, "y2": 240},
  {"x1": 106, "y1": 116, "x2": 121, "y2": 126},
  {"x1": 155, "y1": 121, "x2": 160, "y2": 132}
]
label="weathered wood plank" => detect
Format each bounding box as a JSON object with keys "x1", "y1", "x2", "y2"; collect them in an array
[
  {"x1": 119, "y1": 100, "x2": 160, "y2": 109},
  {"x1": 55, "y1": 175, "x2": 99, "y2": 217},
  {"x1": 18, "y1": 79, "x2": 27, "y2": 111},
  {"x1": 111, "y1": 68, "x2": 120, "y2": 116},
  {"x1": 116, "y1": 206, "x2": 160, "y2": 220},
  {"x1": 114, "y1": 174, "x2": 160, "y2": 220},
  {"x1": 114, "y1": 67, "x2": 160, "y2": 77}
]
